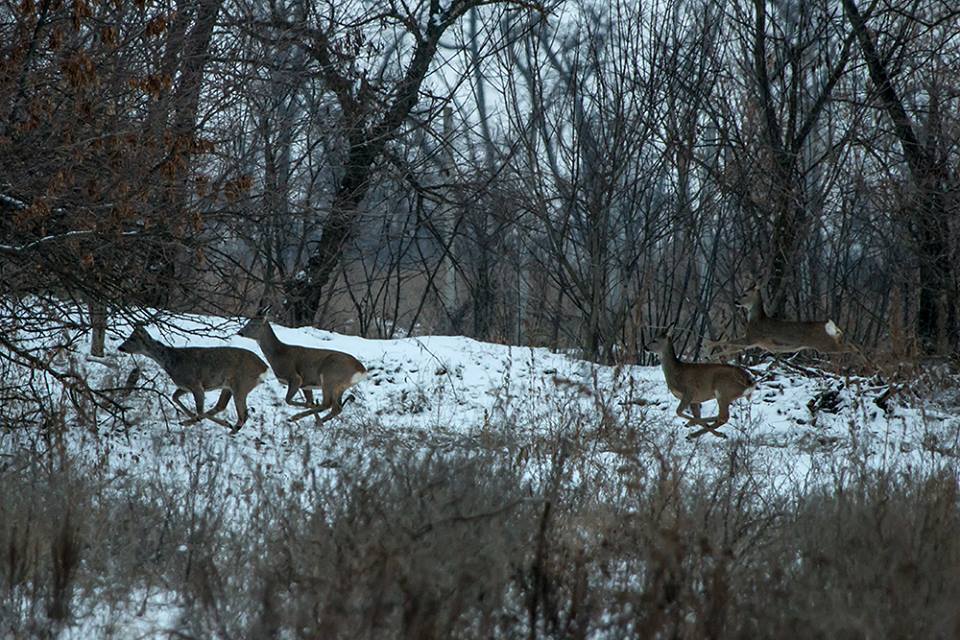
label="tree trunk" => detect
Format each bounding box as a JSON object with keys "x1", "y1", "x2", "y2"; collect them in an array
[
  {"x1": 280, "y1": 8, "x2": 461, "y2": 326},
  {"x1": 439, "y1": 107, "x2": 459, "y2": 321},
  {"x1": 88, "y1": 302, "x2": 105, "y2": 357},
  {"x1": 842, "y1": 0, "x2": 956, "y2": 352},
  {"x1": 285, "y1": 135, "x2": 373, "y2": 325},
  {"x1": 139, "y1": 0, "x2": 221, "y2": 309}
]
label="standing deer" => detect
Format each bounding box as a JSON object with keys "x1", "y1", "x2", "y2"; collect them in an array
[
  {"x1": 238, "y1": 318, "x2": 367, "y2": 423},
  {"x1": 706, "y1": 285, "x2": 857, "y2": 358},
  {"x1": 645, "y1": 328, "x2": 755, "y2": 439},
  {"x1": 117, "y1": 326, "x2": 267, "y2": 430}
]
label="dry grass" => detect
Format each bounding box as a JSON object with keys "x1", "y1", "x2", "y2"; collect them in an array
[{"x1": 2, "y1": 405, "x2": 960, "y2": 639}]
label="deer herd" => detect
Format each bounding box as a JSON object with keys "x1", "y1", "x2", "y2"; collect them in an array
[
  {"x1": 118, "y1": 318, "x2": 367, "y2": 432},
  {"x1": 117, "y1": 284, "x2": 857, "y2": 440}
]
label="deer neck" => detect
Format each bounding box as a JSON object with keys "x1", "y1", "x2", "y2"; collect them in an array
[
  {"x1": 143, "y1": 339, "x2": 177, "y2": 371},
  {"x1": 257, "y1": 324, "x2": 284, "y2": 358},
  {"x1": 746, "y1": 296, "x2": 767, "y2": 324},
  {"x1": 658, "y1": 342, "x2": 683, "y2": 387}
]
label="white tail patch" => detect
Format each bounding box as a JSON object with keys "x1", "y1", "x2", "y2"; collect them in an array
[
  {"x1": 350, "y1": 371, "x2": 368, "y2": 386},
  {"x1": 825, "y1": 320, "x2": 841, "y2": 338}
]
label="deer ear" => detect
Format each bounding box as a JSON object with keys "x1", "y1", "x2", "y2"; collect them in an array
[
  {"x1": 665, "y1": 323, "x2": 676, "y2": 339},
  {"x1": 254, "y1": 301, "x2": 272, "y2": 320}
]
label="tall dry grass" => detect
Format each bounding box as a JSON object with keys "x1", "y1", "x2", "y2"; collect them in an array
[{"x1": 1, "y1": 405, "x2": 959, "y2": 638}]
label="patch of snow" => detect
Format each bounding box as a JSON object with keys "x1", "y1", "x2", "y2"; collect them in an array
[
  {"x1": 60, "y1": 589, "x2": 183, "y2": 639},
  {"x1": 4, "y1": 305, "x2": 956, "y2": 636}
]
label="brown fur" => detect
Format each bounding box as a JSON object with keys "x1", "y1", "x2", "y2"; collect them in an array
[
  {"x1": 707, "y1": 286, "x2": 857, "y2": 357},
  {"x1": 646, "y1": 331, "x2": 754, "y2": 439},
  {"x1": 238, "y1": 318, "x2": 366, "y2": 424},
  {"x1": 118, "y1": 326, "x2": 267, "y2": 430}
]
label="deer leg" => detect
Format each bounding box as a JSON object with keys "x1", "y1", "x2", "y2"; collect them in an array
[
  {"x1": 676, "y1": 397, "x2": 714, "y2": 427},
  {"x1": 310, "y1": 388, "x2": 330, "y2": 423},
  {"x1": 193, "y1": 388, "x2": 206, "y2": 415},
  {"x1": 316, "y1": 387, "x2": 346, "y2": 425},
  {"x1": 230, "y1": 388, "x2": 250, "y2": 432},
  {"x1": 687, "y1": 396, "x2": 731, "y2": 440},
  {"x1": 289, "y1": 387, "x2": 328, "y2": 422},
  {"x1": 302, "y1": 388, "x2": 321, "y2": 408},
  {"x1": 171, "y1": 389, "x2": 195, "y2": 418},
  {"x1": 685, "y1": 403, "x2": 708, "y2": 429},
  {"x1": 687, "y1": 424, "x2": 729, "y2": 439},
  {"x1": 179, "y1": 388, "x2": 208, "y2": 426},
  {"x1": 293, "y1": 379, "x2": 350, "y2": 423},
  {"x1": 841, "y1": 341, "x2": 873, "y2": 369},
  {"x1": 291, "y1": 391, "x2": 333, "y2": 422},
  {"x1": 203, "y1": 390, "x2": 231, "y2": 418},
  {"x1": 191, "y1": 388, "x2": 233, "y2": 429},
  {"x1": 190, "y1": 389, "x2": 235, "y2": 430},
  {"x1": 284, "y1": 375, "x2": 310, "y2": 407}
]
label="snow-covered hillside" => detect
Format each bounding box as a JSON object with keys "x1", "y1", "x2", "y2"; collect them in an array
[
  {"x1": 3, "y1": 311, "x2": 953, "y2": 486},
  {"x1": 6, "y1": 310, "x2": 960, "y2": 639}
]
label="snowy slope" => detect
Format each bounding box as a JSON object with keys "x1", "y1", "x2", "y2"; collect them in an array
[
  {"x1": 3, "y1": 310, "x2": 951, "y2": 486},
  {"x1": 4, "y1": 309, "x2": 958, "y2": 637}
]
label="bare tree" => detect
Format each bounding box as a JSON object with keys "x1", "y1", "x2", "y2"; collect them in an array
[
  {"x1": 241, "y1": 0, "x2": 542, "y2": 326},
  {"x1": 842, "y1": 0, "x2": 960, "y2": 353}
]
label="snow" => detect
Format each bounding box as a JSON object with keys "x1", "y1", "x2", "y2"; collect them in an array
[
  {"x1": 3, "y1": 307, "x2": 957, "y2": 636},
  {"x1": 59, "y1": 590, "x2": 182, "y2": 640},
  {"x1": 2, "y1": 310, "x2": 948, "y2": 474}
]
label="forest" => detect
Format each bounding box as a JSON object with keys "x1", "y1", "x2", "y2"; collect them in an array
[
  {"x1": 2, "y1": 0, "x2": 960, "y2": 637},
  {"x1": 2, "y1": 0, "x2": 958, "y2": 358}
]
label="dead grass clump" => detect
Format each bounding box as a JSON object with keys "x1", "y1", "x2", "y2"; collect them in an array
[
  {"x1": 3, "y1": 414, "x2": 960, "y2": 638},
  {"x1": 247, "y1": 451, "x2": 536, "y2": 639}
]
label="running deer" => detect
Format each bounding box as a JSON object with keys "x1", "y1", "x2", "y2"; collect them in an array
[
  {"x1": 645, "y1": 328, "x2": 755, "y2": 439},
  {"x1": 706, "y1": 285, "x2": 857, "y2": 358},
  {"x1": 117, "y1": 326, "x2": 267, "y2": 430},
  {"x1": 238, "y1": 318, "x2": 367, "y2": 423}
]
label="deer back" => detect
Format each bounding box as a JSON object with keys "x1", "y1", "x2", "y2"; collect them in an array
[
  {"x1": 121, "y1": 328, "x2": 267, "y2": 392},
  {"x1": 747, "y1": 316, "x2": 845, "y2": 352},
  {"x1": 674, "y1": 361, "x2": 754, "y2": 404}
]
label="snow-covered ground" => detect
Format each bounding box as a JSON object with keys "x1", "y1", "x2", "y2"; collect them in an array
[
  {"x1": 4, "y1": 310, "x2": 954, "y2": 486},
  {"x1": 5, "y1": 309, "x2": 960, "y2": 637}
]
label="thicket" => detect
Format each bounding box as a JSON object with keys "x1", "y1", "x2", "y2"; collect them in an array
[{"x1": 2, "y1": 413, "x2": 958, "y2": 638}]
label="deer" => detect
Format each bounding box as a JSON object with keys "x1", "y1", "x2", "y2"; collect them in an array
[
  {"x1": 117, "y1": 325, "x2": 268, "y2": 431},
  {"x1": 644, "y1": 327, "x2": 755, "y2": 439},
  {"x1": 238, "y1": 317, "x2": 367, "y2": 424},
  {"x1": 705, "y1": 285, "x2": 858, "y2": 359}
]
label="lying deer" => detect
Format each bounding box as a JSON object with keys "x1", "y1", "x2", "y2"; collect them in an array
[
  {"x1": 706, "y1": 285, "x2": 857, "y2": 358},
  {"x1": 645, "y1": 328, "x2": 755, "y2": 439},
  {"x1": 238, "y1": 318, "x2": 367, "y2": 423},
  {"x1": 118, "y1": 326, "x2": 267, "y2": 430}
]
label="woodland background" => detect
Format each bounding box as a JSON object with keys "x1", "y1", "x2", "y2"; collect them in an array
[
  {"x1": 2, "y1": 0, "x2": 959, "y2": 359},
  {"x1": 4, "y1": 2, "x2": 960, "y2": 636}
]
